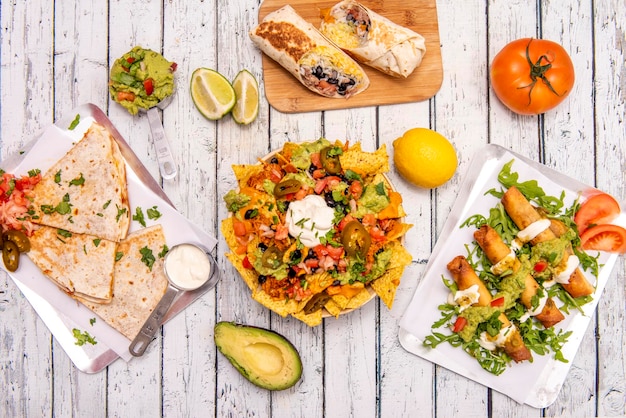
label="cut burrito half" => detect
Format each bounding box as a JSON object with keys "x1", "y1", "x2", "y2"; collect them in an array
[
  {"x1": 250, "y1": 5, "x2": 369, "y2": 98},
  {"x1": 320, "y1": 0, "x2": 426, "y2": 78}
]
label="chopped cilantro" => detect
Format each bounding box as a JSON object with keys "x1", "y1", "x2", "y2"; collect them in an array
[
  {"x1": 57, "y1": 229, "x2": 72, "y2": 238},
  {"x1": 140, "y1": 246, "x2": 156, "y2": 271},
  {"x1": 68, "y1": 114, "x2": 81, "y2": 130},
  {"x1": 69, "y1": 173, "x2": 85, "y2": 186},
  {"x1": 158, "y1": 244, "x2": 169, "y2": 258},
  {"x1": 115, "y1": 251, "x2": 123, "y2": 261},
  {"x1": 147, "y1": 206, "x2": 162, "y2": 220},
  {"x1": 133, "y1": 207, "x2": 146, "y2": 227},
  {"x1": 93, "y1": 238, "x2": 101, "y2": 247},
  {"x1": 89, "y1": 318, "x2": 96, "y2": 326},
  {"x1": 72, "y1": 328, "x2": 97, "y2": 346}
]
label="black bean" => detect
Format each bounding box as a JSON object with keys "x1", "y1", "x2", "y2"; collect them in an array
[
  {"x1": 258, "y1": 242, "x2": 268, "y2": 252},
  {"x1": 324, "y1": 192, "x2": 337, "y2": 207},
  {"x1": 258, "y1": 275, "x2": 268, "y2": 284},
  {"x1": 270, "y1": 157, "x2": 279, "y2": 164},
  {"x1": 332, "y1": 279, "x2": 341, "y2": 286},
  {"x1": 244, "y1": 209, "x2": 257, "y2": 219}
]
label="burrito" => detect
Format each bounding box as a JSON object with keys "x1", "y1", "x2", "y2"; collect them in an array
[
  {"x1": 250, "y1": 5, "x2": 369, "y2": 98},
  {"x1": 320, "y1": 0, "x2": 426, "y2": 78}
]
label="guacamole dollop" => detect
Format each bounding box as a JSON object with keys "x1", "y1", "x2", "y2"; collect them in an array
[{"x1": 109, "y1": 46, "x2": 176, "y2": 115}]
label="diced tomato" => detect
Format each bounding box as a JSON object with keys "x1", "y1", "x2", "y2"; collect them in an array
[
  {"x1": 325, "y1": 245, "x2": 344, "y2": 260},
  {"x1": 314, "y1": 178, "x2": 327, "y2": 194},
  {"x1": 242, "y1": 256, "x2": 253, "y2": 269},
  {"x1": 361, "y1": 213, "x2": 376, "y2": 227},
  {"x1": 126, "y1": 57, "x2": 136, "y2": 64},
  {"x1": 337, "y1": 214, "x2": 355, "y2": 232},
  {"x1": 312, "y1": 169, "x2": 326, "y2": 179},
  {"x1": 452, "y1": 317, "x2": 467, "y2": 333},
  {"x1": 312, "y1": 245, "x2": 328, "y2": 259},
  {"x1": 304, "y1": 258, "x2": 319, "y2": 269},
  {"x1": 310, "y1": 152, "x2": 322, "y2": 169},
  {"x1": 169, "y1": 62, "x2": 178, "y2": 72},
  {"x1": 575, "y1": 192, "x2": 621, "y2": 234},
  {"x1": 348, "y1": 180, "x2": 363, "y2": 200},
  {"x1": 117, "y1": 91, "x2": 136, "y2": 102},
  {"x1": 490, "y1": 297, "x2": 505, "y2": 307},
  {"x1": 369, "y1": 226, "x2": 386, "y2": 242},
  {"x1": 294, "y1": 187, "x2": 308, "y2": 200},
  {"x1": 143, "y1": 78, "x2": 154, "y2": 96},
  {"x1": 580, "y1": 224, "x2": 626, "y2": 254},
  {"x1": 274, "y1": 224, "x2": 290, "y2": 240},
  {"x1": 533, "y1": 260, "x2": 548, "y2": 273},
  {"x1": 233, "y1": 219, "x2": 247, "y2": 237},
  {"x1": 269, "y1": 168, "x2": 283, "y2": 184}
]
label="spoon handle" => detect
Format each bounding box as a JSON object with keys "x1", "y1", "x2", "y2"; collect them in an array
[
  {"x1": 129, "y1": 285, "x2": 179, "y2": 356},
  {"x1": 147, "y1": 107, "x2": 177, "y2": 180}
]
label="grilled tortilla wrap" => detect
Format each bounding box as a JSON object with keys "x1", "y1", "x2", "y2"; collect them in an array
[
  {"x1": 27, "y1": 226, "x2": 116, "y2": 303},
  {"x1": 77, "y1": 225, "x2": 169, "y2": 340},
  {"x1": 320, "y1": 0, "x2": 426, "y2": 78},
  {"x1": 250, "y1": 5, "x2": 369, "y2": 98},
  {"x1": 29, "y1": 122, "x2": 130, "y2": 242}
]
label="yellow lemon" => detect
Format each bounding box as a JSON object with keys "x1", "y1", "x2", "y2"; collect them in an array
[{"x1": 392, "y1": 128, "x2": 458, "y2": 189}]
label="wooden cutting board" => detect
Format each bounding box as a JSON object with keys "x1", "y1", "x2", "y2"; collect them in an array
[{"x1": 257, "y1": 0, "x2": 443, "y2": 113}]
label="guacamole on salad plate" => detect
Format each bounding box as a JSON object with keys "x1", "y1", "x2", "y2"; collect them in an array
[{"x1": 109, "y1": 46, "x2": 177, "y2": 115}]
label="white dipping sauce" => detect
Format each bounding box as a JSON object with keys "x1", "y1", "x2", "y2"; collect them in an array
[
  {"x1": 164, "y1": 243, "x2": 212, "y2": 290},
  {"x1": 285, "y1": 194, "x2": 335, "y2": 248}
]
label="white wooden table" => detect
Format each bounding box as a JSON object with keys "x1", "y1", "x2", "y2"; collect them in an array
[{"x1": 1, "y1": 1, "x2": 624, "y2": 416}]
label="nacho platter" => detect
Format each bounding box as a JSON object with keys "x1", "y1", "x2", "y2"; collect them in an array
[
  {"x1": 398, "y1": 144, "x2": 624, "y2": 407},
  {"x1": 222, "y1": 140, "x2": 413, "y2": 325},
  {"x1": 1, "y1": 104, "x2": 218, "y2": 372}
]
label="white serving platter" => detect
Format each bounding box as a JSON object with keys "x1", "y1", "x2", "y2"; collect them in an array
[{"x1": 398, "y1": 144, "x2": 624, "y2": 408}]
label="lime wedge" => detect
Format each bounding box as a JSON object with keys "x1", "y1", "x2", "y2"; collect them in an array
[
  {"x1": 190, "y1": 68, "x2": 236, "y2": 120},
  {"x1": 231, "y1": 70, "x2": 259, "y2": 125}
]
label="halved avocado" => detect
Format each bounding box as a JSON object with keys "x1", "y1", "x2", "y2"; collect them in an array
[{"x1": 214, "y1": 322, "x2": 302, "y2": 390}]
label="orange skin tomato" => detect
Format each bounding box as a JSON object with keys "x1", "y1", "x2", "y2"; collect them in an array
[{"x1": 490, "y1": 38, "x2": 575, "y2": 115}]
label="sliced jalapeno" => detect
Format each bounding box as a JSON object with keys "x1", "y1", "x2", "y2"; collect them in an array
[
  {"x1": 303, "y1": 292, "x2": 332, "y2": 315},
  {"x1": 2, "y1": 240, "x2": 20, "y2": 272},
  {"x1": 320, "y1": 146, "x2": 342, "y2": 175},
  {"x1": 3, "y1": 230, "x2": 31, "y2": 252},
  {"x1": 261, "y1": 246, "x2": 284, "y2": 269},
  {"x1": 341, "y1": 220, "x2": 371, "y2": 258},
  {"x1": 274, "y1": 179, "x2": 302, "y2": 198}
]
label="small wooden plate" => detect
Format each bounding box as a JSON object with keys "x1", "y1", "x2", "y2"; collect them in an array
[{"x1": 257, "y1": 0, "x2": 443, "y2": 113}]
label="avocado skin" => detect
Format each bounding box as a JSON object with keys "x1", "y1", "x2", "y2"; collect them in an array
[{"x1": 214, "y1": 322, "x2": 302, "y2": 390}]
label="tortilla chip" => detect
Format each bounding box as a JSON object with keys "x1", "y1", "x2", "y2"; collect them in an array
[
  {"x1": 386, "y1": 222, "x2": 413, "y2": 243},
  {"x1": 386, "y1": 240, "x2": 413, "y2": 269},
  {"x1": 252, "y1": 290, "x2": 300, "y2": 316},
  {"x1": 371, "y1": 267, "x2": 406, "y2": 309},
  {"x1": 291, "y1": 309, "x2": 323, "y2": 326},
  {"x1": 232, "y1": 164, "x2": 264, "y2": 187},
  {"x1": 324, "y1": 299, "x2": 343, "y2": 317},
  {"x1": 345, "y1": 287, "x2": 375, "y2": 309},
  {"x1": 221, "y1": 218, "x2": 239, "y2": 252},
  {"x1": 340, "y1": 143, "x2": 389, "y2": 175}
]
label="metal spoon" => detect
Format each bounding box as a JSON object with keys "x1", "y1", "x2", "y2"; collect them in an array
[
  {"x1": 128, "y1": 243, "x2": 219, "y2": 357},
  {"x1": 141, "y1": 93, "x2": 177, "y2": 180}
]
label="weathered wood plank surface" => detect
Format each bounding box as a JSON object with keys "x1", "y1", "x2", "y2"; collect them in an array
[{"x1": 1, "y1": 0, "x2": 624, "y2": 417}]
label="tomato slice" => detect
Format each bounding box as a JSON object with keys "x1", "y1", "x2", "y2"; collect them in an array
[
  {"x1": 490, "y1": 296, "x2": 505, "y2": 307},
  {"x1": 575, "y1": 193, "x2": 621, "y2": 234},
  {"x1": 580, "y1": 224, "x2": 626, "y2": 254}
]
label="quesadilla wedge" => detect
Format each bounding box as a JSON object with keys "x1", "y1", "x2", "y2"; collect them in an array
[
  {"x1": 26, "y1": 225, "x2": 116, "y2": 303},
  {"x1": 29, "y1": 122, "x2": 130, "y2": 242},
  {"x1": 77, "y1": 225, "x2": 169, "y2": 341},
  {"x1": 250, "y1": 5, "x2": 369, "y2": 98}
]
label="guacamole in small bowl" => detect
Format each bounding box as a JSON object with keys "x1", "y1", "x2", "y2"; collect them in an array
[{"x1": 109, "y1": 46, "x2": 177, "y2": 115}]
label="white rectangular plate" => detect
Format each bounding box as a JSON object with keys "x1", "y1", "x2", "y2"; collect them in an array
[
  {"x1": 1, "y1": 104, "x2": 218, "y2": 372},
  {"x1": 398, "y1": 144, "x2": 623, "y2": 408}
]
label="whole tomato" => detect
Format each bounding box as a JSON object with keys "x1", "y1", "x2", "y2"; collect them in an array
[{"x1": 490, "y1": 38, "x2": 575, "y2": 115}]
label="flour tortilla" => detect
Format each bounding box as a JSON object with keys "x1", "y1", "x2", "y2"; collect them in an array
[
  {"x1": 29, "y1": 122, "x2": 130, "y2": 242},
  {"x1": 250, "y1": 5, "x2": 369, "y2": 98},
  {"x1": 77, "y1": 225, "x2": 169, "y2": 340},
  {"x1": 26, "y1": 225, "x2": 116, "y2": 303},
  {"x1": 320, "y1": 0, "x2": 426, "y2": 78}
]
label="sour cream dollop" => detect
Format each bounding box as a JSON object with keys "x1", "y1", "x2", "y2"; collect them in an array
[
  {"x1": 164, "y1": 243, "x2": 212, "y2": 290},
  {"x1": 511, "y1": 219, "x2": 551, "y2": 250},
  {"x1": 285, "y1": 195, "x2": 335, "y2": 248}
]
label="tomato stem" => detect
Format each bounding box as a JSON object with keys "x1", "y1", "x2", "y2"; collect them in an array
[{"x1": 518, "y1": 39, "x2": 562, "y2": 104}]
